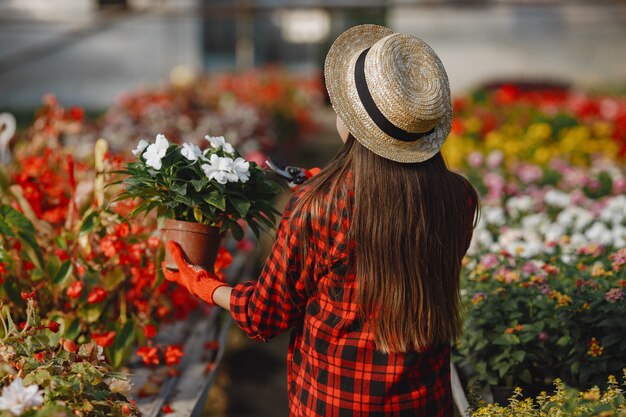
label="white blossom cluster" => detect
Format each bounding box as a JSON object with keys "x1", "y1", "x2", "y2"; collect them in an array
[
  {"x1": 469, "y1": 192, "x2": 626, "y2": 262},
  {"x1": 0, "y1": 377, "x2": 44, "y2": 416},
  {"x1": 132, "y1": 134, "x2": 250, "y2": 185}
]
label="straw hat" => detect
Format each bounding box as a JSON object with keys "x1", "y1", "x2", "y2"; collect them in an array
[{"x1": 324, "y1": 24, "x2": 452, "y2": 163}]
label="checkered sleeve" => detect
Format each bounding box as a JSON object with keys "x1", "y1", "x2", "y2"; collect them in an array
[{"x1": 230, "y1": 194, "x2": 314, "y2": 342}]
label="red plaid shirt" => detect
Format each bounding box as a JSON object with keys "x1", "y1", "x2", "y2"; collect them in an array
[{"x1": 231, "y1": 188, "x2": 460, "y2": 416}]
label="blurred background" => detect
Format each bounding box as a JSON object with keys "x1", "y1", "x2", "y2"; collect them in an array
[
  {"x1": 1, "y1": 1, "x2": 626, "y2": 416},
  {"x1": 2, "y1": 0, "x2": 626, "y2": 109}
]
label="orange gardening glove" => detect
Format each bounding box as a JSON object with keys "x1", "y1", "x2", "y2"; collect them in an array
[{"x1": 162, "y1": 241, "x2": 227, "y2": 305}]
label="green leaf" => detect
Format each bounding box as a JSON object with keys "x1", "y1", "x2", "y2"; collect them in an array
[
  {"x1": 229, "y1": 196, "x2": 251, "y2": 217},
  {"x1": 193, "y1": 207, "x2": 203, "y2": 223},
  {"x1": 80, "y1": 304, "x2": 105, "y2": 323},
  {"x1": 230, "y1": 221, "x2": 244, "y2": 241},
  {"x1": 170, "y1": 182, "x2": 188, "y2": 196},
  {"x1": 52, "y1": 261, "x2": 73, "y2": 286},
  {"x1": 0, "y1": 205, "x2": 35, "y2": 236},
  {"x1": 556, "y1": 335, "x2": 571, "y2": 347},
  {"x1": 17, "y1": 231, "x2": 44, "y2": 270},
  {"x1": 511, "y1": 350, "x2": 526, "y2": 363},
  {"x1": 204, "y1": 191, "x2": 226, "y2": 211},
  {"x1": 191, "y1": 179, "x2": 207, "y2": 192},
  {"x1": 64, "y1": 317, "x2": 82, "y2": 340},
  {"x1": 79, "y1": 211, "x2": 98, "y2": 235},
  {"x1": 112, "y1": 320, "x2": 136, "y2": 368}
]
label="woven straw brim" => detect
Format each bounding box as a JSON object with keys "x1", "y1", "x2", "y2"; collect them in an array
[{"x1": 324, "y1": 24, "x2": 452, "y2": 163}]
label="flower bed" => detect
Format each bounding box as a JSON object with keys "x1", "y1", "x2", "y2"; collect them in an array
[
  {"x1": 443, "y1": 85, "x2": 626, "y2": 170},
  {"x1": 452, "y1": 86, "x2": 626, "y2": 396},
  {"x1": 469, "y1": 373, "x2": 626, "y2": 417},
  {"x1": 1, "y1": 300, "x2": 138, "y2": 416},
  {"x1": 89, "y1": 68, "x2": 323, "y2": 160},
  {"x1": 0, "y1": 67, "x2": 316, "y2": 413}
]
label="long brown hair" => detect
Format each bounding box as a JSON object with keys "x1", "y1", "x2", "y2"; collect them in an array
[{"x1": 288, "y1": 134, "x2": 478, "y2": 353}]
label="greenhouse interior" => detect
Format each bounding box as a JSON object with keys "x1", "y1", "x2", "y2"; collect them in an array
[{"x1": 1, "y1": 0, "x2": 626, "y2": 416}]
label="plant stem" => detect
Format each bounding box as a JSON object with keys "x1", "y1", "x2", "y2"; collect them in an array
[{"x1": 0, "y1": 305, "x2": 8, "y2": 340}]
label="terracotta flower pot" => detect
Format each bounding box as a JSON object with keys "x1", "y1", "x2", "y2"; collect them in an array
[{"x1": 162, "y1": 219, "x2": 223, "y2": 272}]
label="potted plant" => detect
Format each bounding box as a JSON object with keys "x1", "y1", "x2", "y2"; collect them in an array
[{"x1": 112, "y1": 133, "x2": 281, "y2": 271}]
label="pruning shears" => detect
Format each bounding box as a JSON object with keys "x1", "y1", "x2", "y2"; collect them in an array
[{"x1": 265, "y1": 157, "x2": 309, "y2": 186}]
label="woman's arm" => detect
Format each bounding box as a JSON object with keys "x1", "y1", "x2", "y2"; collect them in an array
[{"x1": 213, "y1": 285, "x2": 232, "y2": 312}]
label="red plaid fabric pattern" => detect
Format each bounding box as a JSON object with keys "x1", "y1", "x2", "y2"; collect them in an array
[{"x1": 231, "y1": 188, "x2": 466, "y2": 416}]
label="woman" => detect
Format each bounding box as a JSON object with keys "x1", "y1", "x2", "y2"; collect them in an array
[{"x1": 164, "y1": 24, "x2": 478, "y2": 417}]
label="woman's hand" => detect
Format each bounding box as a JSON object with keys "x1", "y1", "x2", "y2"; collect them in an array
[{"x1": 162, "y1": 241, "x2": 229, "y2": 306}]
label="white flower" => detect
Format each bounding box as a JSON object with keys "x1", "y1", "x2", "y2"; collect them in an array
[
  {"x1": 205, "y1": 135, "x2": 234, "y2": 154},
  {"x1": 181, "y1": 142, "x2": 203, "y2": 162},
  {"x1": 106, "y1": 378, "x2": 132, "y2": 396},
  {"x1": 96, "y1": 345, "x2": 106, "y2": 362},
  {"x1": 521, "y1": 213, "x2": 545, "y2": 230},
  {"x1": 483, "y1": 206, "x2": 506, "y2": 226},
  {"x1": 544, "y1": 190, "x2": 571, "y2": 208},
  {"x1": 232, "y1": 157, "x2": 250, "y2": 183},
  {"x1": 201, "y1": 154, "x2": 237, "y2": 185},
  {"x1": 586, "y1": 222, "x2": 612, "y2": 246},
  {"x1": 143, "y1": 134, "x2": 169, "y2": 170},
  {"x1": 131, "y1": 139, "x2": 149, "y2": 156},
  {"x1": 0, "y1": 377, "x2": 44, "y2": 416},
  {"x1": 570, "y1": 233, "x2": 587, "y2": 248},
  {"x1": 542, "y1": 223, "x2": 565, "y2": 243}
]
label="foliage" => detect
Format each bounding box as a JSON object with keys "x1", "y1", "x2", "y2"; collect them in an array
[
  {"x1": 458, "y1": 244, "x2": 626, "y2": 389},
  {"x1": 0, "y1": 100, "x2": 231, "y2": 369},
  {"x1": 452, "y1": 87, "x2": 626, "y2": 393},
  {"x1": 112, "y1": 134, "x2": 282, "y2": 240},
  {"x1": 0, "y1": 300, "x2": 138, "y2": 417},
  {"x1": 470, "y1": 372, "x2": 626, "y2": 417}
]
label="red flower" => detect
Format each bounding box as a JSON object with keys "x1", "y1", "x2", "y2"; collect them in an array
[
  {"x1": 76, "y1": 264, "x2": 87, "y2": 278},
  {"x1": 162, "y1": 405, "x2": 174, "y2": 414},
  {"x1": 66, "y1": 281, "x2": 84, "y2": 299},
  {"x1": 215, "y1": 247, "x2": 233, "y2": 271},
  {"x1": 87, "y1": 287, "x2": 108, "y2": 304},
  {"x1": 34, "y1": 352, "x2": 46, "y2": 363},
  {"x1": 92, "y1": 331, "x2": 116, "y2": 347},
  {"x1": 147, "y1": 236, "x2": 161, "y2": 249},
  {"x1": 204, "y1": 341, "x2": 219, "y2": 351},
  {"x1": 137, "y1": 346, "x2": 160, "y2": 366},
  {"x1": 100, "y1": 236, "x2": 123, "y2": 258},
  {"x1": 143, "y1": 324, "x2": 157, "y2": 339},
  {"x1": 23, "y1": 261, "x2": 35, "y2": 271},
  {"x1": 48, "y1": 321, "x2": 60, "y2": 333},
  {"x1": 21, "y1": 290, "x2": 36, "y2": 300},
  {"x1": 53, "y1": 248, "x2": 70, "y2": 262},
  {"x1": 68, "y1": 106, "x2": 84, "y2": 121},
  {"x1": 0, "y1": 262, "x2": 7, "y2": 274},
  {"x1": 164, "y1": 345, "x2": 184, "y2": 366},
  {"x1": 115, "y1": 222, "x2": 130, "y2": 238},
  {"x1": 157, "y1": 306, "x2": 170, "y2": 318},
  {"x1": 63, "y1": 339, "x2": 79, "y2": 353}
]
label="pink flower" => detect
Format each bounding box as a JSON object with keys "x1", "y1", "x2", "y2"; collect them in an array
[
  {"x1": 486, "y1": 150, "x2": 503, "y2": 169},
  {"x1": 480, "y1": 254, "x2": 499, "y2": 270},
  {"x1": 522, "y1": 262, "x2": 538, "y2": 274},
  {"x1": 605, "y1": 288, "x2": 624, "y2": 303},
  {"x1": 517, "y1": 164, "x2": 543, "y2": 184},
  {"x1": 467, "y1": 152, "x2": 484, "y2": 168},
  {"x1": 484, "y1": 172, "x2": 505, "y2": 201},
  {"x1": 613, "y1": 177, "x2": 626, "y2": 194}
]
